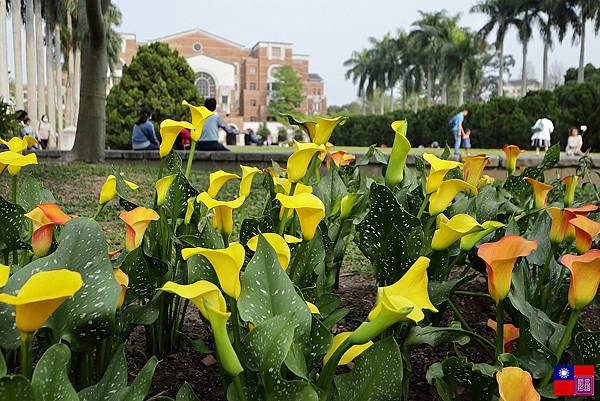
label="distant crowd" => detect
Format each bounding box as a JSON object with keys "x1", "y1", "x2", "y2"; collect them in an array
[{"x1": 2, "y1": 111, "x2": 58, "y2": 150}]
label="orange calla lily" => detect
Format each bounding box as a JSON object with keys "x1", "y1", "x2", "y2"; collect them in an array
[
  {"x1": 478, "y1": 236, "x2": 538, "y2": 304},
  {"x1": 24, "y1": 204, "x2": 72, "y2": 257},
  {"x1": 568, "y1": 215, "x2": 600, "y2": 254},
  {"x1": 496, "y1": 367, "x2": 540, "y2": 401},
  {"x1": 463, "y1": 154, "x2": 489, "y2": 187},
  {"x1": 502, "y1": 145, "x2": 522, "y2": 175},
  {"x1": 113, "y1": 268, "x2": 129, "y2": 309},
  {"x1": 524, "y1": 177, "x2": 553, "y2": 210},
  {"x1": 119, "y1": 207, "x2": 160, "y2": 251},
  {"x1": 326, "y1": 150, "x2": 355, "y2": 168},
  {"x1": 548, "y1": 204, "x2": 598, "y2": 244},
  {"x1": 487, "y1": 319, "x2": 520, "y2": 352},
  {"x1": 561, "y1": 250, "x2": 600, "y2": 310}
]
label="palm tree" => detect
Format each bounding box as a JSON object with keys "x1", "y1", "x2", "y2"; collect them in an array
[
  {"x1": 34, "y1": 0, "x2": 45, "y2": 118},
  {"x1": 25, "y1": 0, "x2": 37, "y2": 124},
  {"x1": 344, "y1": 49, "x2": 371, "y2": 113},
  {"x1": 446, "y1": 27, "x2": 481, "y2": 105},
  {"x1": 0, "y1": 0, "x2": 9, "y2": 101},
  {"x1": 10, "y1": 0, "x2": 24, "y2": 109},
  {"x1": 471, "y1": 0, "x2": 518, "y2": 97},
  {"x1": 43, "y1": 0, "x2": 62, "y2": 132},
  {"x1": 566, "y1": 0, "x2": 600, "y2": 82},
  {"x1": 514, "y1": 0, "x2": 537, "y2": 96}
]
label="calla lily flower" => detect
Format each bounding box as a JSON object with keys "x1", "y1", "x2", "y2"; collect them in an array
[
  {"x1": 502, "y1": 145, "x2": 523, "y2": 175},
  {"x1": 318, "y1": 142, "x2": 334, "y2": 161},
  {"x1": 182, "y1": 100, "x2": 214, "y2": 141},
  {"x1": 463, "y1": 154, "x2": 489, "y2": 187},
  {"x1": 326, "y1": 150, "x2": 355, "y2": 168},
  {"x1": 561, "y1": 250, "x2": 600, "y2": 310},
  {"x1": 287, "y1": 141, "x2": 325, "y2": 183},
  {"x1": 160, "y1": 280, "x2": 243, "y2": 376},
  {"x1": 286, "y1": 115, "x2": 348, "y2": 145},
  {"x1": 196, "y1": 192, "x2": 246, "y2": 236},
  {"x1": 306, "y1": 301, "x2": 320, "y2": 314},
  {"x1": 99, "y1": 175, "x2": 138, "y2": 205},
  {"x1": 496, "y1": 367, "x2": 540, "y2": 401},
  {"x1": 181, "y1": 242, "x2": 245, "y2": 300},
  {"x1": 247, "y1": 233, "x2": 292, "y2": 270},
  {"x1": 113, "y1": 268, "x2": 129, "y2": 309},
  {"x1": 272, "y1": 177, "x2": 313, "y2": 195},
  {"x1": 423, "y1": 153, "x2": 463, "y2": 194},
  {"x1": 25, "y1": 204, "x2": 72, "y2": 257},
  {"x1": 263, "y1": 166, "x2": 283, "y2": 178},
  {"x1": 340, "y1": 193, "x2": 361, "y2": 219},
  {"x1": 548, "y1": 205, "x2": 598, "y2": 244},
  {"x1": 460, "y1": 221, "x2": 505, "y2": 251},
  {"x1": 239, "y1": 165, "x2": 261, "y2": 197},
  {"x1": 323, "y1": 332, "x2": 373, "y2": 366},
  {"x1": 429, "y1": 179, "x2": 477, "y2": 215},
  {"x1": 0, "y1": 269, "x2": 83, "y2": 333},
  {"x1": 524, "y1": 177, "x2": 552, "y2": 210},
  {"x1": 486, "y1": 319, "x2": 520, "y2": 352},
  {"x1": 275, "y1": 192, "x2": 325, "y2": 240},
  {"x1": 384, "y1": 120, "x2": 411, "y2": 188},
  {"x1": 568, "y1": 215, "x2": 600, "y2": 254},
  {"x1": 119, "y1": 207, "x2": 160, "y2": 251},
  {"x1": 0, "y1": 151, "x2": 37, "y2": 175},
  {"x1": 0, "y1": 264, "x2": 9, "y2": 287},
  {"x1": 478, "y1": 175, "x2": 495, "y2": 187},
  {"x1": 432, "y1": 214, "x2": 484, "y2": 251},
  {"x1": 1, "y1": 136, "x2": 36, "y2": 153},
  {"x1": 159, "y1": 119, "x2": 195, "y2": 157},
  {"x1": 207, "y1": 170, "x2": 240, "y2": 198},
  {"x1": 562, "y1": 176, "x2": 578, "y2": 207},
  {"x1": 478, "y1": 236, "x2": 538, "y2": 304},
  {"x1": 184, "y1": 197, "x2": 195, "y2": 224},
  {"x1": 155, "y1": 174, "x2": 176, "y2": 206}
]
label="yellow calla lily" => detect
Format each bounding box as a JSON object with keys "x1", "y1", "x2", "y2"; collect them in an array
[
  {"x1": 562, "y1": 175, "x2": 578, "y2": 207},
  {"x1": 384, "y1": 120, "x2": 411, "y2": 188},
  {"x1": 207, "y1": 170, "x2": 240, "y2": 198},
  {"x1": 113, "y1": 268, "x2": 129, "y2": 309},
  {"x1": 1, "y1": 136, "x2": 30, "y2": 153},
  {"x1": 306, "y1": 301, "x2": 320, "y2": 314},
  {"x1": 155, "y1": 174, "x2": 176, "y2": 206},
  {"x1": 423, "y1": 153, "x2": 463, "y2": 194},
  {"x1": 24, "y1": 204, "x2": 72, "y2": 257},
  {"x1": 291, "y1": 115, "x2": 348, "y2": 145},
  {"x1": 159, "y1": 119, "x2": 195, "y2": 158},
  {"x1": 160, "y1": 280, "x2": 243, "y2": 376},
  {"x1": 119, "y1": 207, "x2": 160, "y2": 251},
  {"x1": 181, "y1": 242, "x2": 245, "y2": 300},
  {"x1": 99, "y1": 175, "x2": 138, "y2": 205},
  {"x1": 287, "y1": 141, "x2": 326, "y2": 183},
  {"x1": 496, "y1": 367, "x2": 540, "y2": 401},
  {"x1": 460, "y1": 221, "x2": 505, "y2": 251},
  {"x1": 502, "y1": 144, "x2": 523, "y2": 176},
  {"x1": 284, "y1": 234, "x2": 302, "y2": 244},
  {"x1": 0, "y1": 269, "x2": 83, "y2": 333},
  {"x1": 0, "y1": 264, "x2": 9, "y2": 287},
  {"x1": 239, "y1": 165, "x2": 261, "y2": 197},
  {"x1": 432, "y1": 214, "x2": 484, "y2": 251},
  {"x1": 478, "y1": 174, "x2": 495, "y2": 187},
  {"x1": 184, "y1": 197, "x2": 195, "y2": 224},
  {"x1": 524, "y1": 177, "x2": 552, "y2": 210},
  {"x1": 182, "y1": 100, "x2": 214, "y2": 141},
  {"x1": 196, "y1": 192, "x2": 246, "y2": 236},
  {"x1": 0, "y1": 151, "x2": 37, "y2": 175},
  {"x1": 273, "y1": 177, "x2": 313, "y2": 195},
  {"x1": 561, "y1": 250, "x2": 600, "y2": 310},
  {"x1": 429, "y1": 179, "x2": 478, "y2": 215},
  {"x1": 323, "y1": 332, "x2": 373, "y2": 366},
  {"x1": 247, "y1": 233, "x2": 292, "y2": 270},
  {"x1": 275, "y1": 192, "x2": 325, "y2": 240},
  {"x1": 463, "y1": 154, "x2": 489, "y2": 187}
]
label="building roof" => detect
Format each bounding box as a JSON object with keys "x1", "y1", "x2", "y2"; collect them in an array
[
  {"x1": 506, "y1": 79, "x2": 541, "y2": 86},
  {"x1": 149, "y1": 28, "x2": 246, "y2": 49},
  {"x1": 308, "y1": 73, "x2": 323, "y2": 82}
]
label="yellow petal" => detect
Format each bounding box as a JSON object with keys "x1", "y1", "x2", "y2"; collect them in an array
[
  {"x1": 429, "y1": 179, "x2": 478, "y2": 215},
  {"x1": 306, "y1": 301, "x2": 320, "y2": 314},
  {"x1": 155, "y1": 175, "x2": 176, "y2": 206},
  {"x1": 284, "y1": 234, "x2": 302, "y2": 244},
  {"x1": 208, "y1": 170, "x2": 240, "y2": 198},
  {"x1": 496, "y1": 367, "x2": 540, "y2": 401},
  {"x1": 340, "y1": 193, "x2": 360, "y2": 219},
  {"x1": 119, "y1": 207, "x2": 160, "y2": 251},
  {"x1": 561, "y1": 250, "x2": 600, "y2": 310},
  {"x1": 99, "y1": 175, "x2": 117, "y2": 205},
  {"x1": 182, "y1": 100, "x2": 214, "y2": 141},
  {"x1": 423, "y1": 153, "x2": 463, "y2": 194},
  {"x1": 247, "y1": 233, "x2": 291, "y2": 270},
  {"x1": 196, "y1": 192, "x2": 245, "y2": 236},
  {"x1": 124, "y1": 179, "x2": 139, "y2": 190},
  {"x1": 0, "y1": 269, "x2": 83, "y2": 333},
  {"x1": 460, "y1": 221, "x2": 505, "y2": 251},
  {"x1": 432, "y1": 214, "x2": 483, "y2": 250},
  {"x1": 0, "y1": 151, "x2": 38, "y2": 175},
  {"x1": 159, "y1": 119, "x2": 195, "y2": 158},
  {"x1": 0, "y1": 264, "x2": 9, "y2": 287},
  {"x1": 384, "y1": 120, "x2": 411, "y2": 187},
  {"x1": 463, "y1": 154, "x2": 489, "y2": 187},
  {"x1": 273, "y1": 177, "x2": 313, "y2": 195},
  {"x1": 113, "y1": 268, "x2": 129, "y2": 309},
  {"x1": 311, "y1": 116, "x2": 347, "y2": 145},
  {"x1": 1, "y1": 137, "x2": 28, "y2": 153},
  {"x1": 184, "y1": 196, "x2": 195, "y2": 225},
  {"x1": 239, "y1": 165, "x2": 261, "y2": 197},
  {"x1": 562, "y1": 175, "x2": 578, "y2": 207},
  {"x1": 286, "y1": 141, "x2": 325, "y2": 183},
  {"x1": 524, "y1": 177, "x2": 552, "y2": 210},
  {"x1": 161, "y1": 280, "x2": 227, "y2": 319},
  {"x1": 275, "y1": 192, "x2": 325, "y2": 240},
  {"x1": 23, "y1": 135, "x2": 38, "y2": 149},
  {"x1": 323, "y1": 332, "x2": 373, "y2": 366}
]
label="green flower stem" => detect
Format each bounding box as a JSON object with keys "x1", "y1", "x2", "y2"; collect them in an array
[
  {"x1": 10, "y1": 175, "x2": 17, "y2": 203},
  {"x1": 539, "y1": 309, "x2": 580, "y2": 388},
  {"x1": 317, "y1": 337, "x2": 352, "y2": 400},
  {"x1": 157, "y1": 157, "x2": 165, "y2": 181},
  {"x1": 423, "y1": 215, "x2": 436, "y2": 234},
  {"x1": 233, "y1": 375, "x2": 247, "y2": 401},
  {"x1": 537, "y1": 244, "x2": 556, "y2": 310},
  {"x1": 185, "y1": 141, "x2": 197, "y2": 179},
  {"x1": 495, "y1": 299, "x2": 504, "y2": 357},
  {"x1": 416, "y1": 193, "x2": 431, "y2": 219},
  {"x1": 455, "y1": 290, "x2": 492, "y2": 299},
  {"x1": 227, "y1": 297, "x2": 244, "y2": 380},
  {"x1": 19, "y1": 332, "x2": 33, "y2": 379},
  {"x1": 448, "y1": 298, "x2": 472, "y2": 331},
  {"x1": 92, "y1": 203, "x2": 106, "y2": 221},
  {"x1": 277, "y1": 182, "x2": 297, "y2": 235}
]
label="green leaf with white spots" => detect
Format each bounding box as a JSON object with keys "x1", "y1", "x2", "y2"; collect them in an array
[
  {"x1": 0, "y1": 350, "x2": 5, "y2": 376},
  {"x1": 0, "y1": 375, "x2": 35, "y2": 401},
  {"x1": 439, "y1": 357, "x2": 496, "y2": 401},
  {"x1": 78, "y1": 344, "x2": 127, "y2": 401},
  {"x1": 31, "y1": 344, "x2": 78, "y2": 401},
  {"x1": 315, "y1": 168, "x2": 347, "y2": 218},
  {"x1": 16, "y1": 178, "x2": 56, "y2": 213},
  {"x1": 120, "y1": 247, "x2": 167, "y2": 300},
  {"x1": 576, "y1": 331, "x2": 600, "y2": 364},
  {"x1": 0, "y1": 218, "x2": 121, "y2": 351},
  {"x1": 163, "y1": 173, "x2": 199, "y2": 219},
  {"x1": 0, "y1": 196, "x2": 29, "y2": 253},
  {"x1": 334, "y1": 337, "x2": 404, "y2": 401},
  {"x1": 176, "y1": 383, "x2": 202, "y2": 401},
  {"x1": 114, "y1": 355, "x2": 159, "y2": 401}
]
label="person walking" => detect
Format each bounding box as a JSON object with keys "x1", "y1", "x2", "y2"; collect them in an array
[
  {"x1": 530, "y1": 117, "x2": 554, "y2": 155},
  {"x1": 131, "y1": 106, "x2": 160, "y2": 151},
  {"x1": 565, "y1": 127, "x2": 583, "y2": 156},
  {"x1": 37, "y1": 114, "x2": 52, "y2": 149},
  {"x1": 462, "y1": 128, "x2": 472, "y2": 155},
  {"x1": 197, "y1": 98, "x2": 230, "y2": 151},
  {"x1": 450, "y1": 108, "x2": 469, "y2": 156}
]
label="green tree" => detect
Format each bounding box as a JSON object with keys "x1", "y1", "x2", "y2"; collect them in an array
[
  {"x1": 267, "y1": 65, "x2": 305, "y2": 119},
  {"x1": 105, "y1": 42, "x2": 202, "y2": 149}
]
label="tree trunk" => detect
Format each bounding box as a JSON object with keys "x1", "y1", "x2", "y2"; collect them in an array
[
  {"x1": 25, "y1": 0, "x2": 37, "y2": 125},
  {"x1": 65, "y1": 9, "x2": 74, "y2": 125},
  {"x1": 413, "y1": 93, "x2": 418, "y2": 113},
  {"x1": 45, "y1": 20, "x2": 56, "y2": 135},
  {"x1": 70, "y1": 0, "x2": 108, "y2": 163},
  {"x1": 441, "y1": 82, "x2": 448, "y2": 105},
  {"x1": 542, "y1": 39, "x2": 550, "y2": 90},
  {"x1": 389, "y1": 86, "x2": 394, "y2": 112},
  {"x1": 0, "y1": 0, "x2": 10, "y2": 101},
  {"x1": 379, "y1": 90, "x2": 385, "y2": 115},
  {"x1": 426, "y1": 65, "x2": 433, "y2": 107},
  {"x1": 458, "y1": 62, "x2": 465, "y2": 106},
  {"x1": 577, "y1": 12, "x2": 585, "y2": 83},
  {"x1": 54, "y1": 25, "x2": 63, "y2": 135},
  {"x1": 34, "y1": 0, "x2": 45, "y2": 117},
  {"x1": 11, "y1": 1, "x2": 24, "y2": 109},
  {"x1": 401, "y1": 86, "x2": 406, "y2": 110},
  {"x1": 521, "y1": 41, "x2": 528, "y2": 97},
  {"x1": 73, "y1": 47, "x2": 81, "y2": 121},
  {"x1": 498, "y1": 42, "x2": 504, "y2": 97}
]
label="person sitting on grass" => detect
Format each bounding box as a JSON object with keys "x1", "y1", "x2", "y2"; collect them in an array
[
  {"x1": 197, "y1": 98, "x2": 231, "y2": 151},
  {"x1": 131, "y1": 106, "x2": 159, "y2": 151},
  {"x1": 565, "y1": 127, "x2": 583, "y2": 156}
]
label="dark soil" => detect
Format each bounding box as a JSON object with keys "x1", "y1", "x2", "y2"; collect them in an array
[{"x1": 125, "y1": 271, "x2": 600, "y2": 401}]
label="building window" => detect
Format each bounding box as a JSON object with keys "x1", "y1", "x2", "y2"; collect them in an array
[
  {"x1": 250, "y1": 116, "x2": 257, "y2": 122},
  {"x1": 192, "y1": 42, "x2": 203, "y2": 53},
  {"x1": 249, "y1": 66, "x2": 257, "y2": 74},
  {"x1": 271, "y1": 47, "x2": 281, "y2": 58},
  {"x1": 314, "y1": 101, "x2": 321, "y2": 113},
  {"x1": 195, "y1": 72, "x2": 216, "y2": 98},
  {"x1": 250, "y1": 99, "x2": 257, "y2": 107},
  {"x1": 249, "y1": 82, "x2": 257, "y2": 90}
]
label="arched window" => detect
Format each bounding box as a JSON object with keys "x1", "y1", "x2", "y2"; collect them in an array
[{"x1": 195, "y1": 72, "x2": 216, "y2": 98}]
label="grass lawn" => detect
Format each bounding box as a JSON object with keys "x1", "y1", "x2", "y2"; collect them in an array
[{"x1": 1, "y1": 161, "x2": 370, "y2": 271}]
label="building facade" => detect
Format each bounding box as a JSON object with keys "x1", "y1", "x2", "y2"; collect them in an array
[
  {"x1": 503, "y1": 79, "x2": 542, "y2": 98},
  {"x1": 116, "y1": 29, "x2": 326, "y2": 126}
]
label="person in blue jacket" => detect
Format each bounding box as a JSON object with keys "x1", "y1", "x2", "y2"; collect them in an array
[{"x1": 131, "y1": 106, "x2": 159, "y2": 150}]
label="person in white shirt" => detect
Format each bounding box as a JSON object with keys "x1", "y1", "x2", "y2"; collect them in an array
[
  {"x1": 37, "y1": 114, "x2": 53, "y2": 149},
  {"x1": 566, "y1": 127, "x2": 583, "y2": 156},
  {"x1": 531, "y1": 117, "x2": 554, "y2": 155}
]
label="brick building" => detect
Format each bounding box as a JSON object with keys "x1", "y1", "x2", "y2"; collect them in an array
[{"x1": 115, "y1": 29, "x2": 326, "y2": 126}]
